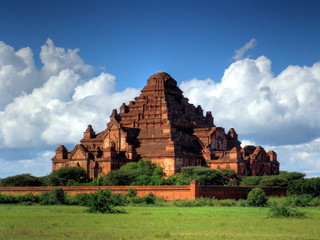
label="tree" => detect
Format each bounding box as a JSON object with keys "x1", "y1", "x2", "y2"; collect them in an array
[
  {"x1": 101, "y1": 159, "x2": 165, "y2": 186},
  {"x1": 246, "y1": 188, "x2": 268, "y2": 207},
  {"x1": 0, "y1": 174, "x2": 42, "y2": 186},
  {"x1": 164, "y1": 167, "x2": 240, "y2": 186},
  {"x1": 240, "y1": 171, "x2": 306, "y2": 188},
  {"x1": 42, "y1": 167, "x2": 87, "y2": 186},
  {"x1": 288, "y1": 178, "x2": 320, "y2": 197}
]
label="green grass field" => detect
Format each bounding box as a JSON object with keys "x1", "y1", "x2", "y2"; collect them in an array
[{"x1": 0, "y1": 205, "x2": 319, "y2": 240}]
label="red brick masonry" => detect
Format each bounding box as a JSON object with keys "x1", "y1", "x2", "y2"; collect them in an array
[{"x1": 0, "y1": 182, "x2": 286, "y2": 200}]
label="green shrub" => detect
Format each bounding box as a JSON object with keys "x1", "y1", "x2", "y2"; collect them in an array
[
  {"x1": 308, "y1": 197, "x2": 320, "y2": 207},
  {"x1": 268, "y1": 206, "x2": 305, "y2": 218},
  {"x1": 86, "y1": 189, "x2": 125, "y2": 213},
  {"x1": 171, "y1": 197, "x2": 237, "y2": 207},
  {"x1": 73, "y1": 193, "x2": 92, "y2": 206},
  {"x1": 39, "y1": 188, "x2": 66, "y2": 205},
  {"x1": 288, "y1": 178, "x2": 320, "y2": 197},
  {"x1": 267, "y1": 196, "x2": 286, "y2": 207},
  {"x1": 171, "y1": 199, "x2": 198, "y2": 207},
  {"x1": 246, "y1": 188, "x2": 268, "y2": 207},
  {"x1": 217, "y1": 199, "x2": 237, "y2": 206},
  {"x1": 236, "y1": 199, "x2": 248, "y2": 207},
  {"x1": 128, "y1": 193, "x2": 157, "y2": 205},
  {"x1": 126, "y1": 188, "x2": 138, "y2": 198},
  {"x1": 0, "y1": 194, "x2": 17, "y2": 204},
  {"x1": 284, "y1": 194, "x2": 314, "y2": 207},
  {"x1": 16, "y1": 193, "x2": 40, "y2": 204}
]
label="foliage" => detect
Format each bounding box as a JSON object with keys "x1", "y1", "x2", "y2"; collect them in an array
[
  {"x1": 171, "y1": 197, "x2": 237, "y2": 207},
  {"x1": 165, "y1": 167, "x2": 240, "y2": 186},
  {"x1": 288, "y1": 178, "x2": 320, "y2": 197},
  {"x1": 246, "y1": 188, "x2": 268, "y2": 207},
  {"x1": 0, "y1": 174, "x2": 43, "y2": 186},
  {"x1": 283, "y1": 194, "x2": 314, "y2": 207},
  {"x1": 96, "y1": 159, "x2": 165, "y2": 186},
  {"x1": 126, "y1": 188, "x2": 138, "y2": 198},
  {"x1": 128, "y1": 193, "x2": 157, "y2": 205},
  {"x1": 240, "y1": 171, "x2": 305, "y2": 187},
  {"x1": 85, "y1": 189, "x2": 125, "y2": 213},
  {"x1": 240, "y1": 176, "x2": 262, "y2": 187},
  {"x1": 39, "y1": 188, "x2": 66, "y2": 205},
  {"x1": 72, "y1": 193, "x2": 92, "y2": 206},
  {"x1": 164, "y1": 173, "x2": 191, "y2": 185},
  {"x1": 41, "y1": 167, "x2": 87, "y2": 186},
  {"x1": 268, "y1": 206, "x2": 305, "y2": 218},
  {"x1": 268, "y1": 195, "x2": 318, "y2": 207}
]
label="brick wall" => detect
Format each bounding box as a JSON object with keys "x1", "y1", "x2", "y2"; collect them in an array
[
  {"x1": 197, "y1": 185, "x2": 287, "y2": 200},
  {"x1": 0, "y1": 182, "x2": 287, "y2": 200}
]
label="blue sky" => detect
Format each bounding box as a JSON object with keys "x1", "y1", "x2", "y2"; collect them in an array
[{"x1": 0, "y1": 0, "x2": 320, "y2": 178}]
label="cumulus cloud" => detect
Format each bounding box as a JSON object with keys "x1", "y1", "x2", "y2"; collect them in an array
[
  {"x1": 232, "y1": 38, "x2": 257, "y2": 60},
  {"x1": 0, "y1": 40, "x2": 140, "y2": 148},
  {"x1": 0, "y1": 151, "x2": 53, "y2": 178},
  {"x1": 1, "y1": 39, "x2": 320, "y2": 177},
  {"x1": 267, "y1": 138, "x2": 320, "y2": 177},
  {"x1": 40, "y1": 39, "x2": 93, "y2": 78},
  {"x1": 0, "y1": 41, "x2": 40, "y2": 109},
  {"x1": 180, "y1": 56, "x2": 320, "y2": 146}
]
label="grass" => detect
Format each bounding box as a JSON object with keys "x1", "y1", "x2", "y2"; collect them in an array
[{"x1": 0, "y1": 204, "x2": 319, "y2": 240}]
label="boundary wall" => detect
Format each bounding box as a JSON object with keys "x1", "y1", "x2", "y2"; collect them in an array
[{"x1": 0, "y1": 182, "x2": 286, "y2": 200}]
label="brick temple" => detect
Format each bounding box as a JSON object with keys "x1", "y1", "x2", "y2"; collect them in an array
[{"x1": 52, "y1": 72, "x2": 279, "y2": 178}]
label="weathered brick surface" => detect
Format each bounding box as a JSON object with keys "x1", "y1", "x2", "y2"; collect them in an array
[
  {"x1": 52, "y1": 72, "x2": 279, "y2": 178},
  {"x1": 0, "y1": 182, "x2": 286, "y2": 200}
]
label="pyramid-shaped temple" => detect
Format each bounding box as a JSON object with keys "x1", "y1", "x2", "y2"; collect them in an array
[{"x1": 52, "y1": 72, "x2": 279, "y2": 178}]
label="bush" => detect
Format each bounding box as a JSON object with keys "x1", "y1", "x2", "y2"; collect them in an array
[
  {"x1": 171, "y1": 197, "x2": 237, "y2": 207},
  {"x1": 288, "y1": 178, "x2": 320, "y2": 197},
  {"x1": 284, "y1": 194, "x2": 314, "y2": 207},
  {"x1": 128, "y1": 193, "x2": 157, "y2": 205},
  {"x1": 309, "y1": 197, "x2": 320, "y2": 207},
  {"x1": 0, "y1": 194, "x2": 18, "y2": 204},
  {"x1": 72, "y1": 193, "x2": 92, "y2": 206},
  {"x1": 126, "y1": 188, "x2": 138, "y2": 198},
  {"x1": 246, "y1": 188, "x2": 268, "y2": 207},
  {"x1": 268, "y1": 206, "x2": 305, "y2": 218},
  {"x1": 85, "y1": 189, "x2": 125, "y2": 213},
  {"x1": 39, "y1": 188, "x2": 66, "y2": 205}
]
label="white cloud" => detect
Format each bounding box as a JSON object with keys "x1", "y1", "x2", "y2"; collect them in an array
[
  {"x1": 266, "y1": 138, "x2": 320, "y2": 177},
  {"x1": 232, "y1": 38, "x2": 257, "y2": 60},
  {"x1": 73, "y1": 73, "x2": 116, "y2": 101},
  {"x1": 0, "y1": 40, "x2": 140, "y2": 148},
  {"x1": 1, "y1": 39, "x2": 320, "y2": 177},
  {"x1": 0, "y1": 151, "x2": 53, "y2": 178},
  {"x1": 0, "y1": 41, "x2": 40, "y2": 109},
  {"x1": 40, "y1": 39, "x2": 93, "y2": 78},
  {"x1": 180, "y1": 56, "x2": 320, "y2": 146}
]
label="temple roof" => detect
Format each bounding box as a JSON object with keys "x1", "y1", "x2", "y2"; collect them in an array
[{"x1": 142, "y1": 72, "x2": 179, "y2": 93}]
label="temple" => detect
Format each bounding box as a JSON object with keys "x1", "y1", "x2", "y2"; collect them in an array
[{"x1": 52, "y1": 72, "x2": 279, "y2": 178}]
